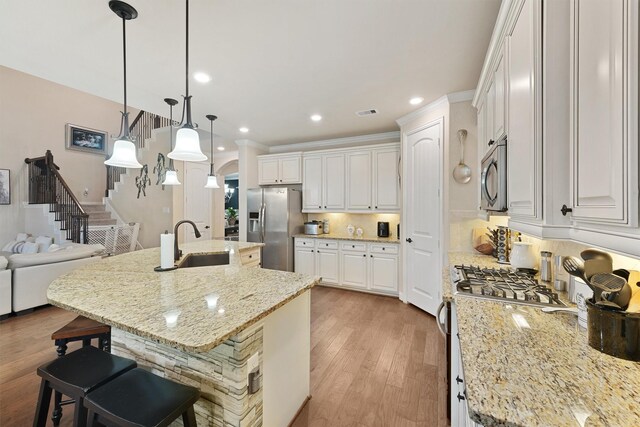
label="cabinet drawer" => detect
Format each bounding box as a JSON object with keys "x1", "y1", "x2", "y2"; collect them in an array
[
  {"x1": 369, "y1": 244, "x2": 398, "y2": 254},
  {"x1": 240, "y1": 249, "x2": 261, "y2": 265},
  {"x1": 341, "y1": 242, "x2": 367, "y2": 252},
  {"x1": 316, "y1": 240, "x2": 338, "y2": 250},
  {"x1": 295, "y1": 238, "x2": 316, "y2": 248}
]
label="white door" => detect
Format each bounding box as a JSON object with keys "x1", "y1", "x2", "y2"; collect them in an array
[
  {"x1": 316, "y1": 249, "x2": 339, "y2": 284},
  {"x1": 279, "y1": 157, "x2": 302, "y2": 184},
  {"x1": 184, "y1": 162, "x2": 212, "y2": 242},
  {"x1": 323, "y1": 153, "x2": 345, "y2": 210},
  {"x1": 294, "y1": 248, "x2": 315, "y2": 276},
  {"x1": 302, "y1": 156, "x2": 322, "y2": 211},
  {"x1": 373, "y1": 148, "x2": 400, "y2": 211},
  {"x1": 404, "y1": 121, "x2": 442, "y2": 315},
  {"x1": 258, "y1": 158, "x2": 280, "y2": 185},
  {"x1": 370, "y1": 254, "x2": 398, "y2": 293},
  {"x1": 346, "y1": 151, "x2": 372, "y2": 211},
  {"x1": 341, "y1": 251, "x2": 368, "y2": 289}
]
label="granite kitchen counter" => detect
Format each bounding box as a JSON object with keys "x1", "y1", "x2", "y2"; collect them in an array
[
  {"x1": 294, "y1": 233, "x2": 400, "y2": 244},
  {"x1": 48, "y1": 240, "x2": 320, "y2": 352},
  {"x1": 445, "y1": 253, "x2": 640, "y2": 426}
]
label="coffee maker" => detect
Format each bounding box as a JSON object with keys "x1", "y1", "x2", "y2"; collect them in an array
[{"x1": 377, "y1": 222, "x2": 390, "y2": 238}]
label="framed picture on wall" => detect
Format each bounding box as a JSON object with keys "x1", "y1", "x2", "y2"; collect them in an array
[
  {"x1": 0, "y1": 169, "x2": 10, "y2": 205},
  {"x1": 65, "y1": 124, "x2": 108, "y2": 155}
]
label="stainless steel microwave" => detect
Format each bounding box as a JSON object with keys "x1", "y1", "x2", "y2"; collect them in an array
[{"x1": 480, "y1": 137, "x2": 507, "y2": 212}]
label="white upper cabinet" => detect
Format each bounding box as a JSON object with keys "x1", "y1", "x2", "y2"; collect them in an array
[
  {"x1": 258, "y1": 153, "x2": 302, "y2": 185},
  {"x1": 493, "y1": 45, "x2": 506, "y2": 140},
  {"x1": 302, "y1": 155, "x2": 323, "y2": 210},
  {"x1": 569, "y1": 0, "x2": 637, "y2": 226},
  {"x1": 346, "y1": 151, "x2": 373, "y2": 211},
  {"x1": 506, "y1": 0, "x2": 541, "y2": 220},
  {"x1": 373, "y1": 147, "x2": 401, "y2": 211},
  {"x1": 486, "y1": 80, "x2": 495, "y2": 145},
  {"x1": 323, "y1": 153, "x2": 346, "y2": 210}
]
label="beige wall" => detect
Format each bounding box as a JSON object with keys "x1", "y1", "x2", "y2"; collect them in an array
[
  {"x1": 0, "y1": 66, "x2": 138, "y2": 245},
  {"x1": 307, "y1": 213, "x2": 400, "y2": 239}
]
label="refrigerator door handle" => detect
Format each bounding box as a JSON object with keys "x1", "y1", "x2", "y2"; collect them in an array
[{"x1": 260, "y1": 203, "x2": 266, "y2": 243}]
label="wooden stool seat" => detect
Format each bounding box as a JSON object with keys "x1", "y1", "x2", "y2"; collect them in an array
[
  {"x1": 84, "y1": 368, "x2": 199, "y2": 427},
  {"x1": 33, "y1": 346, "x2": 137, "y2": 427},
  {"x1": 51, "y1": 315, "x2": 111, "y2": 341}
]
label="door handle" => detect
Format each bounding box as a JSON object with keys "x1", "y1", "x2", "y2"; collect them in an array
[
  {"x1": 259, "y1": 204, "x2": 266, "y2": 242},
  {"x1": 436, "y1": 302, "x2": 447, "y2": 337},
  {"x1": 405, "y1": 238, "x2": 413, "y2": 243}
]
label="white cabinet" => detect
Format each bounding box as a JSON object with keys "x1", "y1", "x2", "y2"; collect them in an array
[
  {"x1": 258, "y1": 153, "x2": 302, "y2": 185},
  {"x1": 346, "y1": 151, "x2": 372, "y2": 211},
  {"x1": 323, "y1": 153, "x2": 345, "y2": 210},
  {"x1": 302, "y1": 155, "x2": 323, "y2": 210},
  {"x1": 373, "y1": 147, "x2": 401, "y2": 211},
  {"x1": 486, "y1": 80, "x2": 495, "y2": 145},
  {"x1": 569, "y1": 0, "x2": 637, "y2": 226},
  {"x1": 369, "y1": 253, "x2": 398, "y2": 293},
  {"x1": 506, "y1": 0, "x2": 541, "y2": 220},
  {"x1": 294, "y1": 247, "x2": 316, "y2": 276},
  {"x1": 341, "y1": 250, "x2": 368, "y2": 289},
  {"x1": 316, "y1": 247, "x2": 339, "y2": 284},
  {"x1": 493, "y1": 45, "x2": 506, "y2": 140}
]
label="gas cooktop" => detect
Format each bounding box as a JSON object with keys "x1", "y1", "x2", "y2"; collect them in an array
[{"x1": 452, "y1": 264, "x2": 565, "y2": 307}]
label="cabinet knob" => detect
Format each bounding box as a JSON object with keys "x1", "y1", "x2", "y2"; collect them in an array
[
  {"x1": 488, "y1": 139, "x2": 495, "y2": 146},
  {"x1": 352, "y1": 245, "x2": 355, "y2": 248},
  {"x1": 275, "y1": 179, "x2": 278, "y2": 182},
  {"x1": 456, "y1": 376, "x2": 463, "y2": 384},
  {"x1": 325, "y1": 244, "x2": 328, "y2": 247},
  {"x1": 368, "y1": 206, "x2": 371, "y2": 209},
  {"x1": 311, "y1": 250, "x2": 314, "y2": 253},
  {"x1": 406, "y1": 238, "x2": 413, "y2": 243},
  {"x1": 457, "y1": 392, "x2": 466, "y2": 402},
  {"x1": 249, "y1": 255, "x2": 252, "y2": 258},
  {"x1": 370, "y1": 255, "x2": 373, "y2": 258},
  {"x1": 362, "y1": 254, "x2": 366, "y2": 257},
  {"x1": 317, "y1": 250, "x2": 320, "y2": 253},
  {"x1": 375, "y1": 206, "x2": 378, "y2": 209},
  {"x1": 280, "y1": 179, "x2": 282, "y2": 182},
  {"x1": 561, "y1": 204, "x2": 573, "y2": 216},
  {"x1": 382, "y1": 248, "x2": 385, "y2": 251},
  {"x1": 324, "y1": 206, "x2": 327, "y2": 209},
  {"x1": 318, "y1": 206, "x2": 321, "y2": 209}
]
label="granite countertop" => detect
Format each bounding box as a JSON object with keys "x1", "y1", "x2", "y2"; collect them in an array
[
  {"x1": 293, "y1": 233, "x2": 400, "y2": 244},
  {"x1": 48, "y1": 240, "x2": 319, "y2": 353},
  {"x1": 446, "y1": 252, "x2": 640, "y2": 426}
]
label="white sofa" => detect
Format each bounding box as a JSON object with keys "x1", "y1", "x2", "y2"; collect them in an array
[
  {"x1": 3, "y1": 243, "x2": 104, "y2": 313},
  {"x1": 0, "y1": 268, "x2": 11, "y2": 317}
]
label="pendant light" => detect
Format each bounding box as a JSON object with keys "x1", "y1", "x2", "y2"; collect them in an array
[
  {"x1": 168, "y1": 0, "x2": 207, "y2": 162},
  {"x1": 162, "y1": 98, "x2": 181, "y2": 186},
  {"x1": 204, "y1": 115, "x2": 220, "y2": 189},
  {"x1": 104, "y1": 1, "x2": 143, "y2": 169}
]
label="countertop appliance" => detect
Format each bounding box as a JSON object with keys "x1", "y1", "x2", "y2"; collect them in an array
[
  {"x1": 377, "y1": 221, "x2": 389, "y2": 238},
  {"x1": 451, "y1": 264, "x2": 565, "y2": 307},
  {"x1": 304, "y1": 221, "x2": 322, "y2": 235},
  {"x1": 247, "y1": 187, "x2": 303, "y2": 271},
  {"x1": 480, "y1": 136, "x2": 507, "y2": 212}
]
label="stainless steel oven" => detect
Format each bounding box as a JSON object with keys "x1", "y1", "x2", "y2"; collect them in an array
[{"x1": 480, "y1": 136, "x2": 507, "y2": 212}]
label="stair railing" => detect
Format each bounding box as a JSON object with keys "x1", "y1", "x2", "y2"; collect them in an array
[
  {"x1": 105, "y1": 110, "x2": 175, "y2": 196},
  {"x1": 25, "y1": 150, "x2": 89, "y2": 244}
]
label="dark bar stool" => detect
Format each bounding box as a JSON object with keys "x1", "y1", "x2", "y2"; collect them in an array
[
  {"x1": 50, "y1": 315, "x2": 112, "y2": 425},
  {"x1": 34, "y1": 346, "x2": 137, "y2": 427},
  {"x1": 84, "y1": 368, "x2": 200, "y2": 427}
]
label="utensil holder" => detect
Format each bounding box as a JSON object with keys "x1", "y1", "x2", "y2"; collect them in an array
[{"x1": 586, "y1": 299, "x2": 640, "y2": 361}]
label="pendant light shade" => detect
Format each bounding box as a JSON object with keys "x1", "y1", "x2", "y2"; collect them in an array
[
  {"x1": 163, "y1": 170, "x2": 181, "y2": 186},
  {"x1": 168, "y1": 0, "x2": 207, "y2": 163},
  {"x1": 104, "y1": 1, "x2": 142, "y2": 169},
  {"x1": 204, "y1": 114, "x2": 219, "y2": 189}
]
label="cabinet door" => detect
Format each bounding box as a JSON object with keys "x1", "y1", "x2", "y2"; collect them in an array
[
  {"x1": 507, "y1": 0, "x2": 541, "y2": 219},
  {"x1": 294, "y1": 247, "x2": 315, "y2": 276},
  {"x1": 279, "y1": 157, "x2": 302, "y2": 184},
  {"x1": 494, "y1": 46, "x2": 506, "y2": 140},
  {"x1": 570, "y1": 0, "x2": 629, "y2": 224},
  {"x1": 323, "y1": 153, "x2": 346, "y2": 210},
  {"x1": 486, "y1": 80, "x2": 495, "y2": 145},
  {"x1": 341, "y1": 252, "x2": 368, "y2": 289},
  {"x1": 302, "y1": 156, "x2": 323, "y2": 211},
  {"x1": 316, "y1": 249, "x2": 339, "y2": 284},
  {"x1": 369, "y1": 254, "x2": 398, "y2": 293},
  {"x1": 373, "y1": 148, "x2": 400, "y2": 211},
  {"x1": 258, "y1": 158, "x2": 280, "y2": 185},
  {"x1": 346, "y1": 151, "x2": 372, "y2": 211}
]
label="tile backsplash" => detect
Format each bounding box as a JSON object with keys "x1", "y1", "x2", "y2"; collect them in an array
[{"x1": 307, "y1": 213, "x2": 400, "y2": 239}]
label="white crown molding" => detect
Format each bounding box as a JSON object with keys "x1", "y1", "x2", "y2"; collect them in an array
[
  {"x1": 234, "y1": 139, "x2": 269, "y2": 151},
  {"x1": 267, "y1": 131, "x2": 400, "y2": 153},
  {"x1": 395, "y1": 94, "x2": 449, "y2": 127},
  {"x1": 447, "y1": 89, "x2": 476, "y2": 104}
]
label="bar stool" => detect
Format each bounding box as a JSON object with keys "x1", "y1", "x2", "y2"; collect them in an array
[
  {"x1": 34, "y1": 346, "x2": 137, "y2": 427},
  {"x1": 84, "y1": 368, "x2": 200, "y2": 427},
  {"x1": 50, "y1": 315, "x2": 112, "y2": 425}
]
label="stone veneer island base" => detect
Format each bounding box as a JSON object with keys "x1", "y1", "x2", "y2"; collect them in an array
[{"x1": 47, "y1": 240, "x2": 318, "y2": 427}]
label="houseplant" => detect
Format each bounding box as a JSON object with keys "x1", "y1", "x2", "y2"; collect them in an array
[{"x1": 226, "y1": 207, "x2": 238, "y2": 226}]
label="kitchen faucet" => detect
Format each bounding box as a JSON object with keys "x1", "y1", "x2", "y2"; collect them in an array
[{"x1": 174, "y1": 220, "x2": 202, "y2": 261}]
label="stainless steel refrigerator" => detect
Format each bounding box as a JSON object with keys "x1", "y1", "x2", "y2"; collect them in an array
[{"x1": 247, "y1": 187, "x2": 303, "y2": 271}]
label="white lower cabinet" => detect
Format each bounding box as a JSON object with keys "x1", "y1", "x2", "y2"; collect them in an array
[{"x1": 294, "y1": 238, "x2": 398, "y2": 295}]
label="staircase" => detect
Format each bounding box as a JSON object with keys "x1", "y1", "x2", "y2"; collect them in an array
[{"x1": 82, "y1": 204, "x2": 117, "y2": 226}]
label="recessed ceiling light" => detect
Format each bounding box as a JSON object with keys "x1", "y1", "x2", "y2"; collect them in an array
[
  {"x1": 409, "y1": 97, "x2": 424, "y2": 105},
  {"x1": 310, "y1": 114, "x2": 322, "y2": 122},
  {"x1": 193, "y1": 72, "x2": 211, "y2": 83},
  {"x1": 239, "y1": 127, "x2": 249, "y2": 133},
  {"x1": 217, "y1": 146, "x2": 225, "y2": 151}
]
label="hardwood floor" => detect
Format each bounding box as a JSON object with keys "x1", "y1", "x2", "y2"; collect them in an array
[
  {"x1": 0, "y1": 287, "x2": 448, "y2": 427},
  {"x1": 292, "y1": 286, "x2": 448, "y2": 427}
]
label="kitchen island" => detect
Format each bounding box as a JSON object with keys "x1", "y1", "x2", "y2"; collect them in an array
[
  {"x1": 444, "y1": 252, "x2": 640, "y2": 427},
  {"x1": 48, "y1": 240, "x2": 320, "y2": 427}
]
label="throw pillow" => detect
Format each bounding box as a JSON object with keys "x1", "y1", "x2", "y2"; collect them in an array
[
  {"x1": 3, "y1": 241, "x2": 25, "y2": 253},
  {"x1": 35, "y1": 236, "x2": 53, "y2": 247},
  {"x1": 0, "y1": 256, "x2": 7, "y2": 270},
  {"x1": 22, "y1": 242, "x2": 39, "y2": 254},
  {"x1": 16, "y1": 233, "x2": 29, "y2": 242}
]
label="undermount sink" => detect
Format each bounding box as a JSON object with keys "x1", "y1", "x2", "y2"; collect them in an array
[{"x1": 177, "y1": 252, "x2": 230, "y2": 268}]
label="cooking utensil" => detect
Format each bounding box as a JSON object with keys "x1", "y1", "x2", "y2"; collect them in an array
[
  {"x1": 590, "y1": 272, "x2": 626, "y2": 302},
  {"x1": 604, "y1": 282, "x2": 632, "y2": 310},
  {"x1": 453, "y1": 129, "x2": 471, "y2": 184},
  {"x1": 580, "y1": 248, "x2": 613, "y2": 279},
  {"x1": 612, "y1": 269, "x2": 630, "y2": 281},
  {"x1": 563, "y1": 256, "x2": 592, "y2": 288}
]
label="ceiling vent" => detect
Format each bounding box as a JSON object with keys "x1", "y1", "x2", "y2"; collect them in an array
[{"x1": 356, "y1": 109, "x2": 378, "y2": 117}]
